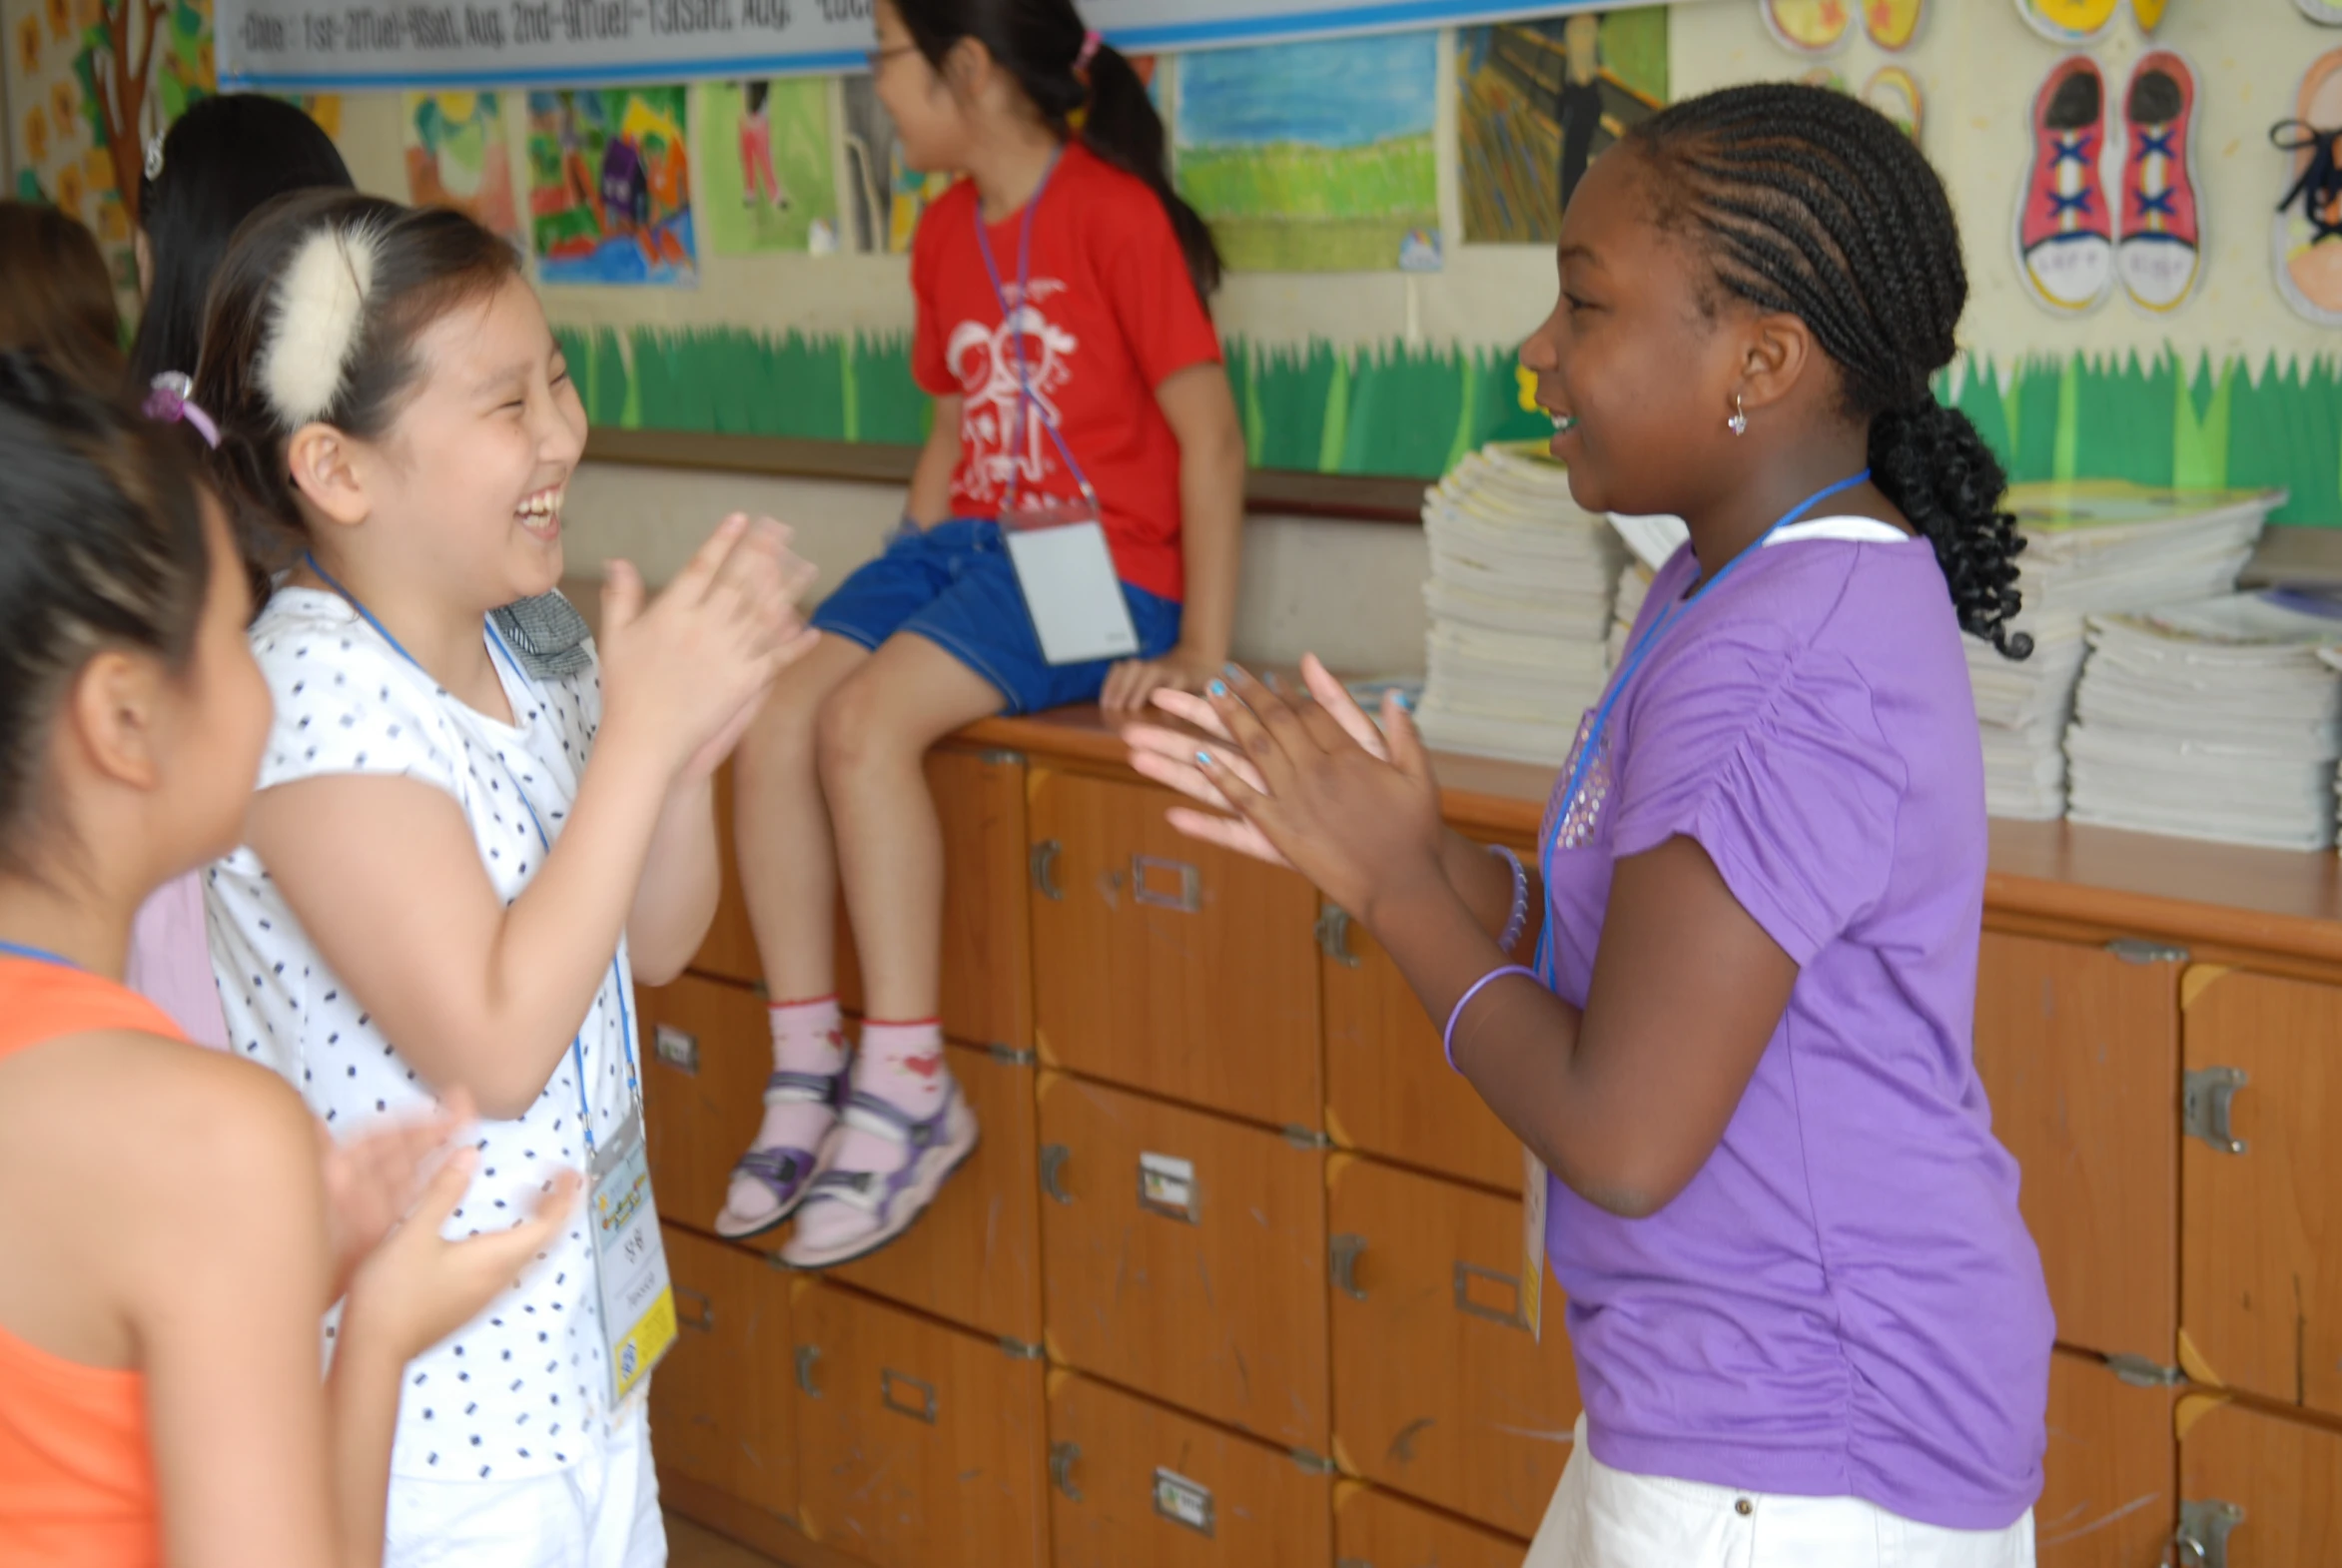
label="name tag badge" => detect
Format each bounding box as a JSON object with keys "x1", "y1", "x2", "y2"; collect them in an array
[
  {"x1": 1001, "y1": 499, "x2": 1141, "y2": 667},
  {"x1": 590, "y1": 1108, "x2": 677, "y2": 1406},
  {"x1": 1521, "y1": 1147, "x2": 1547, "y2": 1343}
]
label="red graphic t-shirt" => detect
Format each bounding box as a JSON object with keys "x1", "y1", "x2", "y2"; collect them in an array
[{"x1": 911, "y1": 140, "x2": 1223, "y2": 603}]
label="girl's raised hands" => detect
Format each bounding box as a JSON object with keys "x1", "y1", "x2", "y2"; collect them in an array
[{"x1": 597, "y1": 513, "x2": 822, "y2": 782}]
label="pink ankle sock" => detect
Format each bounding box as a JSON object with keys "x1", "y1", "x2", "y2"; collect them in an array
[
  {"x1": 827, "y1": 1019, "x2": 948, "y2": 1173},
  {"x1": 726, "y1": 997, "x2": 848, "y2": 1218}
]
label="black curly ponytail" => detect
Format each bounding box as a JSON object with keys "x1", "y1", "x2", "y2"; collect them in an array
[{"x1": 1626, "y1": 83, "x2": 2030, "y2": 659}]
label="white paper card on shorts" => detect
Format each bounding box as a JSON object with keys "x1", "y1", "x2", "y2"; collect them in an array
[
  {"x1": 1002, "y1": 508, "x2": 1140, "y2": 667},
  {"x1": 590, "y1": 1107, "x2": 678, "y2": 1407}
]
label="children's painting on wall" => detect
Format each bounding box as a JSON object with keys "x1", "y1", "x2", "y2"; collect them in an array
[
  {"x1": 525, "y1": 87, "x2": 697, "y2": 287},
  {"x1": 1172, "y1": 32, "x2": 1439, "y2": 273},
  {"x1": 840, "y1": 75, "x2": 953, "y2": 255},
  {"x1": 1458, "y1": 9, "x2": 1667, "y2": 246},
  {"x1": 403, "y1": 92, "x2": 521, "y2": 249},
  {"x1": 698, "y1": 78, "x2": 840, "y2": 257}
]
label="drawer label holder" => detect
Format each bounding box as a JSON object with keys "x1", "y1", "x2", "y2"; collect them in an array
[
  {"x1": 1139, "y1": 1152, "x2": 1200, "y2": 1223},
  {"x1": 652, "y1": 1024, "x2": 699, "y2": 1075},
  {"x1": 1153, "y1": 1466, "x2": 1215, "y2": 1536}
]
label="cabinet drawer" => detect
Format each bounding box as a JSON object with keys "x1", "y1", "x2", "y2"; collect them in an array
[
  {"x1": 1972, "y1": 932, "x2": 2178, "y2": 1362},
  {"x1": 700, "y1": 748, "x2": 1034, "y2": 1054},
  {"x1": 1046, "y1": 1370, "x2": 1331, "y2": 1568},
  {"x1": 829, "y1": 1042, "x2": 1043, "y2": 1343},
  {"x1": 2180, "y1": 968, "x2": 2342, "y2": 1418},
  {"x1": 1332, "y1": 1479, "x2": 1526, "y2": 1568},
  {"x1": 650, "y1": 1225, "x2": 796, "y2": 1522},
  {"x1": 1323, "y1": 903, "x2": 1521, "y2": 1192},
  {"x1": 2037, "y1": 1348, "x2": 2173, "y2": 1567},
  {"x1": 640, "y1": 973, "x2": 769, "y2": 1232},
  {"x1": 2178, "y1": 1394, "x2": 2342, "y2": 1564},
  {"x1": 1028, "y1": 768, "x2": 1322, "y2": 1128},
  {"x1": 793, "y1": 1281, "x2": 1047, "y2": 1568},
  {"x1": 1327, "y1": 1157, "x2": 1579, "y2": 1538},
  {"x1": 1038, "y1": 1074, "x2": 1330, "y2": 1450}
]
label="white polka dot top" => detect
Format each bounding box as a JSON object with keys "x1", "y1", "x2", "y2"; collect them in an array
[{"x1": 206, "y1": 586, "x2": 644, "y2": 1484}]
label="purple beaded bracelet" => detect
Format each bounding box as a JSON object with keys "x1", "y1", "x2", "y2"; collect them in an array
[
  {"x1": 1488, "y1": 844, "x2": 1529, "y2": 954},
  {"x1": 1443, "y1": 965, "x2": 1538, "y2": 1073}
]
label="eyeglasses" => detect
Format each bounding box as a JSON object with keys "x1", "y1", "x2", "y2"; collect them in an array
[{"x1": 866, "y1": 43, "x2": 918, "y2": 72}]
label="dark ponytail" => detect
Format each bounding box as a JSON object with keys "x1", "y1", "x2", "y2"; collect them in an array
[
  {"x1": 1627, "y1": 83, "x2": 2030, "y2": 659},
  {"x1": 892, "y1": 0, "x2": 1224, "y2": 302}
]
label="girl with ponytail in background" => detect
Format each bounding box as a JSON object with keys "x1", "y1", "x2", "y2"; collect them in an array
[
  {"x1": 1129, "y1": 84, "x2": 2052, "y2": 1565},
  {"x1": 720, "y1": 0, "x2": 1246, "y2": 1264}
]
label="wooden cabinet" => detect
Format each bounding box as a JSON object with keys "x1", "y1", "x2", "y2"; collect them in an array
[
  {"x1": 1971, "y1": 932, "x2": 2179, "y2": 1363},
  {"x1": 2179, "y1": 969, "x2": 2342, "y2": 1417},
  {"x1": 829, "y1": 1041, "x2": 1043, "y2": 1344},
  {"x1": 696, "y1": 748, "x2": 1032, "y2": 1053},
  {"x1": 1322, "y1": 907, "x2": 1522, "y2": 1194},
  {"x1": 1331, "y1": 1480, "x2": 1527, "y2": 1568},
  {"x1": 651, "y1": 1226, "x2": 797, "y2": 1524},
  {"x1": 1028, "y1": 768, "x2": 1323, "y2": 1129},
  {"x1": 792, "y1": 1281, "x2": 1048, "y2": 1568},
  {"x1": 1326, "y1": 1156, "x2": 1578, "y2": 1538},
  {"x1": 1036, "y1": 1073, "x2": 1331, "y2": 1452},
  {"x1": 2177, "y1": 1397, "x2": 2342, "y2": 1564},
  {"x1": 2035, "y1": 1349, "x2": 2173, "y2": 1567},
  {"x1": 640, "y1": 973, "x2": 770, "y2": 1234},
  {"x1": 1045, "y1": 1370, "x2": 1332, "y2": 1568}
]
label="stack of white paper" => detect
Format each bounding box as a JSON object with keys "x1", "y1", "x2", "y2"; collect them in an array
[
  {"x1": 1413, "y1": 442, "x2": 1626, "y2": 765},
  {"x1": 2064, "y1": 590, "x2": 2342, "y2": 852},
  {"x1": 1968, "y1": 483, "x2": 2277, "y2": 820}
]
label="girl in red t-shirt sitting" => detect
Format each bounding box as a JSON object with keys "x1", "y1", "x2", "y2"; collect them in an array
[{"x1": 720, "y1": 0, "x2": 1246, "y2": 1262}]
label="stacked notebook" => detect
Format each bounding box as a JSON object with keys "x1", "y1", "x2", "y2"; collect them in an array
[
  {"x1": 1413, "y1": 443, "x2": 1627, "y2": 765},
  {"x1": 2063, "y1": 590, "x2": 2342, "y2": 852},
  {"x1": 1966, "y1": 483, "x2": 2277, "y2": 820}
]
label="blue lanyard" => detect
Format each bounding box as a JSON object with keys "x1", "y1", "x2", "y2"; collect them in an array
[
  {"x1": 1536, "y1": 470, "x2": 1873, "y2": 977},
  {"x1": 971, "y1": 150, "x2": 1101, "y2": 515},
  {"x1": 0, "y1": 939, "x2": 76, "y2": 969},
  {"x1": 302, "y1": 553, "x2": 638, "y2": 1154}
]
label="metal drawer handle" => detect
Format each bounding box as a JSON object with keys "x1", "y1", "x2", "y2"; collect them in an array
[
  {"x1": 1132, "y1": 855, "x2": 1202, "y2": 913},
  {"x1": 1329, "y1": 1233, "x2": 1367, "y2": 1300},
  {"x1": 1049, "y1": 1440, "x2": 1083, "y2": 1501},
  {"x1": 1040, "y1": 1143, "x2": 1074, "y2": 1204},
  {"x1": 2183, "y1": 1067, "x2": 2247, "y2": 1156},
  {"x1": 794, "y1": 1344, "x2": 822, "y2": 1397},
  {"x1": 2168, "y1": 1499, "x2": 2242, "y2": 1568},
  {"x1": 1315, "y1": 905, "x2": 1360, "y2": 968},
  {"x1": 652, "y1": 1024, "x2": 700, "y2": 1075},
  {"x1": 1455, "y1": 1261, "x2": 1528, "y2": 1331},
  {"x1": 1139, "y1": 1151, "x2": 1199, "y2": 1222},
  {"x1": 1031, "y1": 839, "x2": 1064, "y2": 901},
  {"x1": 674, "y1": 1286, "x2": 715, "y2": 1333},
  {"x1": 881, "y1": 1367, "x2": 938, "y2": 1424}
]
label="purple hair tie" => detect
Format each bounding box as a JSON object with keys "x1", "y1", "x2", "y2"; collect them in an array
[
  {"x1": 142, "y1": 372, "x2": 219, "y2": 449},
  {"x1": 1075, "y1": 28, "x2": 1103, "y2": 74}
]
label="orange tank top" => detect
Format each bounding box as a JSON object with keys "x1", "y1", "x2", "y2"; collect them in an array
[{"x1": 0, "y1": 955, "x2": 178, "y2": 1568}]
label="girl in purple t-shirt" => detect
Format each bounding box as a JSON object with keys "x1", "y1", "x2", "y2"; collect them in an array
[{"x1": 1128, "y1": 84, "x2": 2052, "y2": 1566}]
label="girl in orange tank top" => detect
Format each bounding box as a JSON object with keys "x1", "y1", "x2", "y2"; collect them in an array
[{"x1": 0, "y1": 355, "x2": 577, "y2": 1568}]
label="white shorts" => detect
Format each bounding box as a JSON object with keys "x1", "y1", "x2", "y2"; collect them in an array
[
  {"x1": 1526, "y1": 1416, "x2": 2035, "y2": 1568},
  {"x1": 384, "y1": 1399, "x2": 665, "y2": 1568}
]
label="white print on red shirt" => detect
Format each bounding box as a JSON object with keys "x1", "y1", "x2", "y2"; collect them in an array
[{"x1": 948, "y1": 279, "x2": 1079, "y2": 505}]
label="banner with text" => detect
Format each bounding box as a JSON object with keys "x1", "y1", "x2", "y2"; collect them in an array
[{"x1": 217, "y1": 0, "x2": 1659, "y2": 91}]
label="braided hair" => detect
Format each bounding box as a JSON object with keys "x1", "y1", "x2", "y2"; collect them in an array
[{"x1": 1626, "y1": 83, "x2": 2030, "y2": 659}]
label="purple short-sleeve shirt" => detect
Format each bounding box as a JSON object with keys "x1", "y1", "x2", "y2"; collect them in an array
[{"x1": 1539, "y1": 529, "x2": 2053, "y2": 1530}]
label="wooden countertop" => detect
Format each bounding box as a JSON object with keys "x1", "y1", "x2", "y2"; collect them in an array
[{"x1": 968, "y1": 707, "x2": 2342, "y2": 970}]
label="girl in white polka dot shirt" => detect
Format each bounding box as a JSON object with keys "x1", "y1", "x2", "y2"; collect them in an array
[{"x1": 191, "y1": 192, "x2": 819, "y2": 1568}]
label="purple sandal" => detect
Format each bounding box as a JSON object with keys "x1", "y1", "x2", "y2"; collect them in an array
[
  {"x1": 780, "y1": 1082, "x2": 979, "y2": 1269},
  {"x1": 713, "y1": 1067, "x2": 847, "y2": 1240}
]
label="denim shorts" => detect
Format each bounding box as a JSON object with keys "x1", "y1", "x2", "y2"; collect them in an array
[{"x1": 810, "y1": 518, "x2": 1182, "y2": 715}]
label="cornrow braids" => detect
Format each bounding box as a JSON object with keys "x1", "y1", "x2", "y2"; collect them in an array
[{"x1": 1627, "y1": 83, "x2": 2031, "y2": 659}]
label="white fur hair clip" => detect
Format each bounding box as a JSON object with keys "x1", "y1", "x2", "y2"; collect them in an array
[{"x1": 260, "y1": 222, "x2": 381, "y2": 428}]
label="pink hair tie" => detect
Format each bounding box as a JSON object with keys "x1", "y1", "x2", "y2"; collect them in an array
[
  {"x1": 142, "y1": 372, "x2": 220, "y2": 449},
  {"x1": 1075, "y1": 28, "x2": 1103, "y2": 74}
]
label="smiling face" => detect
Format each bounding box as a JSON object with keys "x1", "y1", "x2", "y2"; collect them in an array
[
  {"x1": 356, "y1": 275, "x2": 587, "y2": 608},
  {"x1": 1517, "y1": 149, "x2": 1746, "y2": 520}
]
